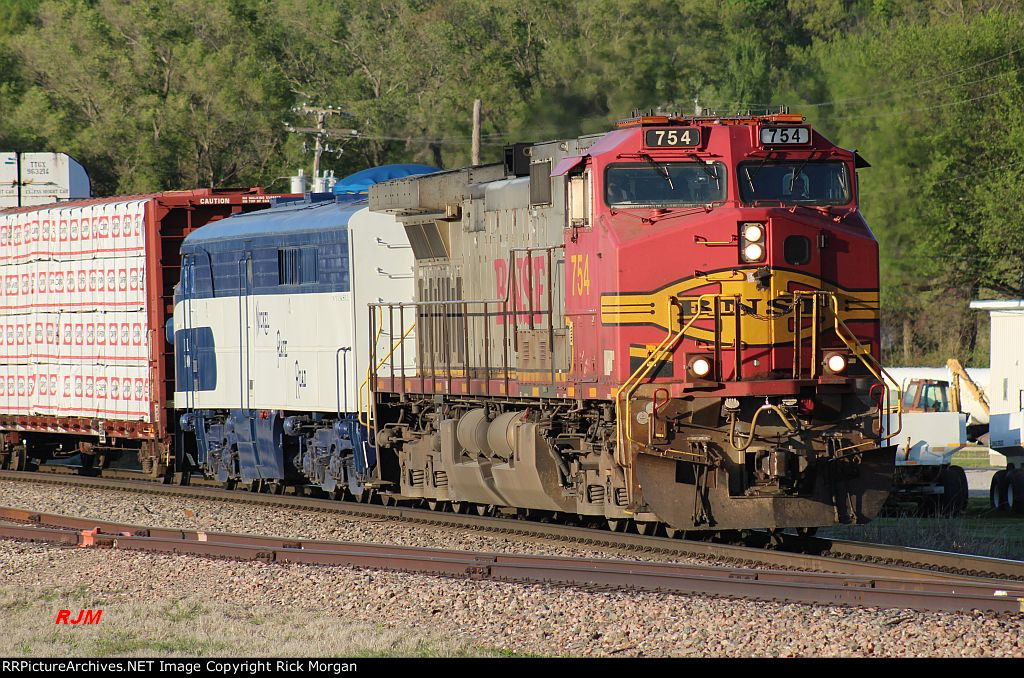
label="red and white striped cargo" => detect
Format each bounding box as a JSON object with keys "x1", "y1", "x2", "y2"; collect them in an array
[
  {"x1": 0, "y1": 199, "x2": 148, "y2": 419},
  {"x1": 0, "y1": 189, "x2": 285, "y2": 458}
]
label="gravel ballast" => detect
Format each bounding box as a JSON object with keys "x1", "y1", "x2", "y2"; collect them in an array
[
  {"x1": 0, "y1": 479, "x2": 721, "y2": 563},
  {"x1": 1, "y1": 478, "x2": 1023, "y2": 657},
  {"x1": 2, "y1": 540, "x2": 1023, "y2": 657}
]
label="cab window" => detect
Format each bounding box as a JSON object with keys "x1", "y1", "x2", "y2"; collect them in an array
[{"x1": 605, "y1": 162, "x2": 726, "y2": 208}]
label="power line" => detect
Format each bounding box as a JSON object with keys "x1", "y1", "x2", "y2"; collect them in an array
[
  {"x1": 829, "y1": 81, "x2": 1024, "y2": 122},
  {"x1": 807, "y1": 44, "x2": 1024, "y2": 108},
  {"x1": 864, "y1": 158, "x2": 1024, "y2": 197},
  {"x1": 821, "y1": 62, "x2": 1024, "y2": 112},
  {"x1": 332, "y1": 129, "x2": 508, "y2": 146}
]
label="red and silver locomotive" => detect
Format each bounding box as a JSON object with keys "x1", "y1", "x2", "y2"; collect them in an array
[{"x1": 366, "y1": 110, "x2": 898, "y2": 533}]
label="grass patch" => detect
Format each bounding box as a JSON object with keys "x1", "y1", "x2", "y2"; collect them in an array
[
  {"x1": 0, "y1": 585, "x2": 505, "y2": 658},
  {"x1": 159, "y1": 599, "x2": 207, "y2": 623},
  {"x1": 950, "y1": 447, "x2": 999, "y2": 468},
  {"x1": 820, "y1": 498, "x2": 1024, "y2": 559}
]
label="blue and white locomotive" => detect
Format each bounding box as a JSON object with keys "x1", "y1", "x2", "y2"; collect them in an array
[{"x1": 171, "y1": 165, "x2": 433, "y2": 495}]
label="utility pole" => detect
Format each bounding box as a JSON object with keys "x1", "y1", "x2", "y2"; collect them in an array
[
  {"x1": 472, "y1": 99, "x2": 482, "y2": 166},
  {"x1": 286, "y1": 104, "x2": 348, "y2": 191}
]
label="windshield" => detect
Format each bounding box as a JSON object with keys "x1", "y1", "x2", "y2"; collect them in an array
[
  {"x1": 738, "y1": 161, "x2": 851, "y2": 206},
  {"x1": 605, "y1": 162, "x2": 726, "y2": 207}
]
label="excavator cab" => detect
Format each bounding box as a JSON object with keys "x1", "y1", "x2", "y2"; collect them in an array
[{"x1": 902, "y1": 379, "x2": 951, "y2": 413}]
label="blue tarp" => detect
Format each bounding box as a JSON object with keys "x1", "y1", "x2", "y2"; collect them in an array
[{"x1": 332, "y1": 163, "x2": 439, "y2": 196}]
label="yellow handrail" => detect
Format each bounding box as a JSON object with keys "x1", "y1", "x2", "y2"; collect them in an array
[
  {"x1": 615, "y1": 289, "x2": 900, "y2": 474},
  {"x1": 792, "y1": 290, "x2": 903, "y2": 442},
  {"x1": 358, "y1": 321, "x2": 417, "y2": 430},
  {"x1": 614, "y1": 293, "x2": 722, "y2": 467}
]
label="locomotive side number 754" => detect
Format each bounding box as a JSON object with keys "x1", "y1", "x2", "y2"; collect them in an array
[{"x1": 570, "y1": 254, "x2": 591, "y2": 296}]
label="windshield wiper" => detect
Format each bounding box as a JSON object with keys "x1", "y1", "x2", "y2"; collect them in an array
[
  {"x1": 788, "y1": 151, "x2": 817, "y2": 194},
  {"x1": 640, "y1": 152, "x2": 674, "y2": 190},
  {"x1": 742, "y1": 152, "x2": 773, "y2": 198},
  {"x1": 689, "y1": 153, "x2": 719, "y2": 186},
  {"x1": 748, "y1": 152, "x2": 774, "y2": 181},
  {"x1": 743, "y1": 167, "x2": 756, "y2": 193}
]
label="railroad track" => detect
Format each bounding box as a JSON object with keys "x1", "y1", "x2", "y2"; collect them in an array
[
  {"x1": 2, "y1": 469, "x2": 1023, "y2": 584},
  {"x1": 1, "y1": 505, "x2": 1022, "y2": 615}
]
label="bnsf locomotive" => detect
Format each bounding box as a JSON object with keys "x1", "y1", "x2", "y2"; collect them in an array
[{"x1": 364, "y1": 111, "x2": 898, "y2": 533}]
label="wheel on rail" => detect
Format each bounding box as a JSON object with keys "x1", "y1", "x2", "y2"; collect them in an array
[
  {"x1": 473, "y1": 504, "x2": 492, "y2": 517},
  {"x1": 991, "y1": 469, "x2": 1009, "y2": 511},
  {"x1": 450, "y1": 501, "x2": 467, "y2": 514},
  {"x1": 606, "y1": 518, "x2": 626, "y2": 532},
  {"x1": 665, "y1": 527, "x2": 686, "y2": 539},
  {"x1": 796, "y1": 527, "x2": 818, "y2": 538},
  {"x1": 426, "y1": 500, "x2": 447, "y2": 512},
  {"x1": 15, "y1": 445, "x2": 32, "y2": 471},
  {"x1": 223, "y1": 479, "x2": 238, "y2": 491}
]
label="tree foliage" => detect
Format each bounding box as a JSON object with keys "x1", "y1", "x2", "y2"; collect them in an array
[{"x1": 0, "y1": 0, "x2": 1021, "y2": 365}]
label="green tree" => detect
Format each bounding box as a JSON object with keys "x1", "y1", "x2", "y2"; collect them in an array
[{"x1": 5, "y1": 0, "x2": 294, "y2": 193}]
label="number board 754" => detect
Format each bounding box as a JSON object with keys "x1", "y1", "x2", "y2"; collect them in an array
[
  {"x1": 759, "y1": 126, "x2": 811, "y2": 145},
  {"x1": 643, "y1": 128, "x2": 701, "y2": 148}
]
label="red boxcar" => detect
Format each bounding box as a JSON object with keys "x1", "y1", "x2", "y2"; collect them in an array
[{"x1": 0, "y1": 188, "x2": 285, "y2": 476}]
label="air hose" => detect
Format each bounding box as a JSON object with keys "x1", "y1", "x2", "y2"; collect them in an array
[{"x1": 729, "y1": 403, "x2": 798, "y2": 452}]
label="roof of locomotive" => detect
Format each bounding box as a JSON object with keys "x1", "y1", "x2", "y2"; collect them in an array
[{"x1": 182, "y1": 195, "x2": 365, "y2": 246}]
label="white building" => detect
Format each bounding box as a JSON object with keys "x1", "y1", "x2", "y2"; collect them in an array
[{"x1": 969, "y1": 299, "x2": 1024, "y2": 460}]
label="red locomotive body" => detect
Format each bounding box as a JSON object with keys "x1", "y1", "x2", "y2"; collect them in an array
[{"x1": 368, "y1": 112, "x2": 897, "y2": 533}]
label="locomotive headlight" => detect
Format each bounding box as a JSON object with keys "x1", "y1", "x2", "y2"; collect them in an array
[
  {"x1": 825, "y1": 353, "x2": 848, "y2": 374},
  {"x1": 740, "y1": 222, "x2": 766, "y2": 262},
  {"x1": 743, "y1": 223, "x2": 764, "y2": 242},
  {"x1": 689, "y1": 356, "x2": 713, "y2": 378},
  {"x1": 743, "y1": 242, "x2": 764, "y2": 261}
]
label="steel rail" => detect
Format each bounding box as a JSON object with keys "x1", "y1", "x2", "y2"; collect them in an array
[
  {"x1": 0, "y1": 507, "x2": 1021, "y2": 615},
  {"x1": 1, "y1": 469, "x2": 1021, "y2": 584}
]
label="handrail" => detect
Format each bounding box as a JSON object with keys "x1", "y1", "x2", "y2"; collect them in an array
[
  {"x1": 614, "y1": 293, "x2": 723, "y2": 467},
  {"x1": 616, "y1": 289, "x2": 899, "y2": 475},
  {"x1": 358, "y1": 320, "x2": 416, "y2": 430},
  {"x1": 335, "y1": 347, "x2": 351, "y2": 419},
  {"x1": 791, "y1": 290, "x2": 902, "y2": 442},
  {"x1": 370, "y1": 244, "x2": 565, "y2": 393}
]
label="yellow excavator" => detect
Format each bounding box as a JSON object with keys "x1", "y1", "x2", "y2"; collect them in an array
[{"x1": 947, "y1": 358, "x2": 990, "y2": 437}]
